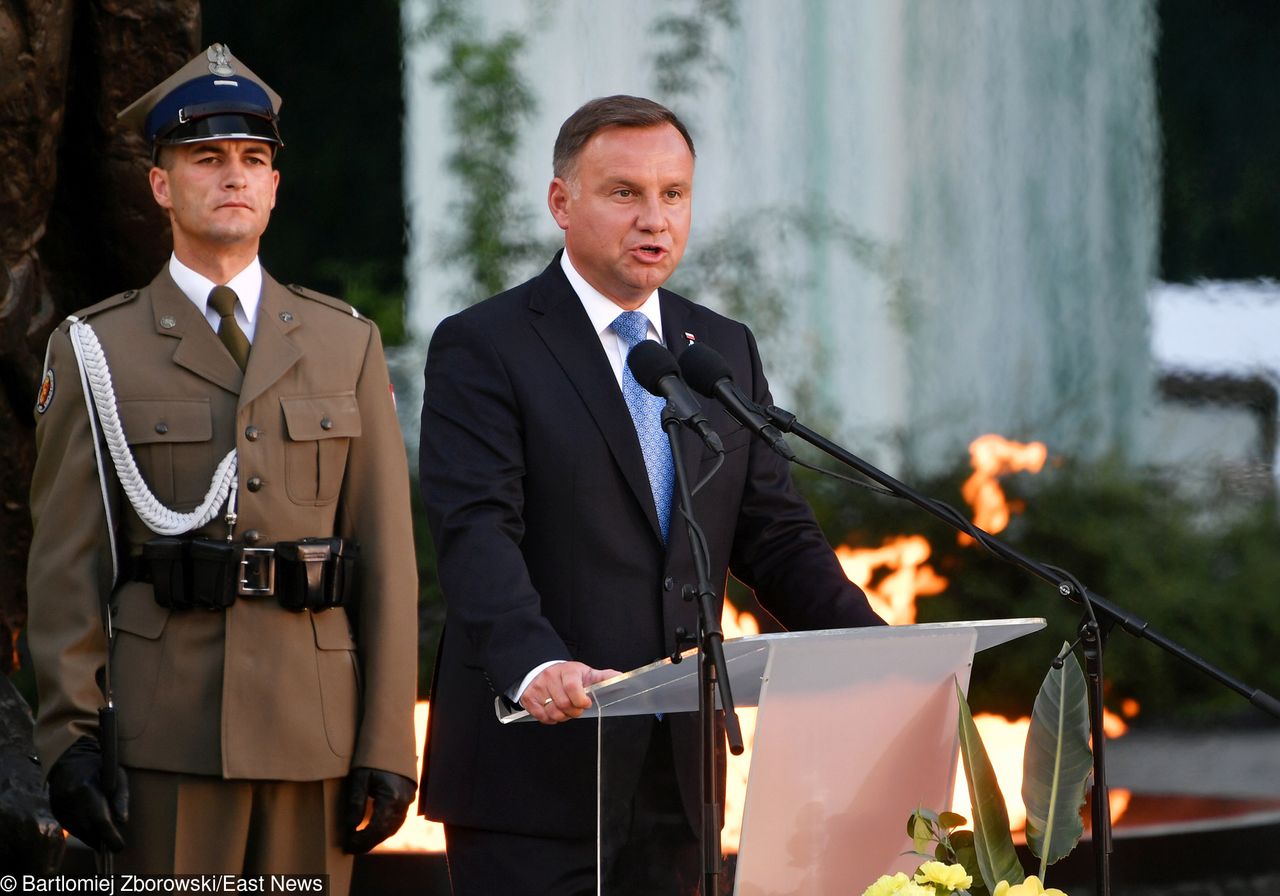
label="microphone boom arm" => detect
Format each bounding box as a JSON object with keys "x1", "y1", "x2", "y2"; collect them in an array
[{"x1": 766, "y1": 405, "x2": 1280, "y2": 718}]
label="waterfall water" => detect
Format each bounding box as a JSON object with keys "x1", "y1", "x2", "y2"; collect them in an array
[{"x1": 402, "y1": 0, "x2": 1159, "y2": 474}]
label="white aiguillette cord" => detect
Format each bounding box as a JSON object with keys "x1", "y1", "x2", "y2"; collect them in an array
[{"x1": 69, "y1": 317, "x2": 238, "y2": 536}]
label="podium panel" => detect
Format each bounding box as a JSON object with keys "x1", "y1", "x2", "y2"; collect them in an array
[
  {"x1": 734, "y1": 626, "x2": 976, "y2": 894},
  {"x1": 497, "y1": 619, "x2": 1044, "y2": 895}
]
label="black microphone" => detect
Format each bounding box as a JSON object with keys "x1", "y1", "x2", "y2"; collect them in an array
[
  {"x1": 627, "y1": 341, "x2": 724, "y2": 455},
  {"x1": 678, "y1": 342, "x2": 796, "y2": 460}
]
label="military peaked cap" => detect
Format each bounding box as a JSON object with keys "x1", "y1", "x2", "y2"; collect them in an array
[{"x1": 118, "y1": 43, "x2": 283, "y2": 150}]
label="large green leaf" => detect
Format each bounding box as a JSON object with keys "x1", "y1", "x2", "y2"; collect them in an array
[
  {"x1": 1022, "y1": 646, "x2": 1092, "y2": 873},
  {"x1": 955, "y1": 680, "x2": 1025, "y2": 889}
]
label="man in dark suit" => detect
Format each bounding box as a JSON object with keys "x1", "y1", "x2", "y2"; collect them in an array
[{"x1": 419, "y1": 95, "x2": 885, "y2": 895}]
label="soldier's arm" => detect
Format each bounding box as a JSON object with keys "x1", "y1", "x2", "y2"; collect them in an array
[
  {"x1": 27, "y1": 326, "x2": 119, "y2": 773},
  {"x1": 337, "y1": 320, "x2": 419, "y2": 781}
]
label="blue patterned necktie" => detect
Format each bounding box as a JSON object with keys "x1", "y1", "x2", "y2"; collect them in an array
[{"x1": 611, "y1": 311, "x2": 675, "y2": 541}]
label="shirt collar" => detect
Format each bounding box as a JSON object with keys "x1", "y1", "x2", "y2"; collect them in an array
[
  {"x1": 168, "y1": 253, "x2": 263, "y2": 322},
  {"x1": 560, "y1": 250, "x2": 664, "y2": 343}
]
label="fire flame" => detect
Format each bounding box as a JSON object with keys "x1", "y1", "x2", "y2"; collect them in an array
[
  {"x1": 835, "y1": 536, "x2": 948, "y2": 625},
  {"x1": 721, "y1": 603, "x2": 761, "y2": 854},
  {"x1": 958, "y1": 435, "x2": 1047, "y2": 545},
  {"x1": 374, "y1": 701, "x2": 446, "y2": 853}
]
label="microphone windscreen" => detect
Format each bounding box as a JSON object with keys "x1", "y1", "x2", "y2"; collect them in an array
[
  {"x1": 678, "y1": 342, "x2": 734, "y2": 396},
  {"x1": 627, "y1": 340, "x2": 680, "y2": 395}
]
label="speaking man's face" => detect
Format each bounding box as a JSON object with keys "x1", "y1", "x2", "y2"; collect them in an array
[{"x1": 548, "y1": 124, "x2": 694, "y2": 310}]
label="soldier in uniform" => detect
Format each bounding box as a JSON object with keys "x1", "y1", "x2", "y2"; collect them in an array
[{"x1": 26, "y1": 45, "x2": 419, "y2": 890}]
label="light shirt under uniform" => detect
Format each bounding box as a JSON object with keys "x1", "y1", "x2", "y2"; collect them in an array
[
  {"x1": 508, "y1": 251, "x2": 665, "y2": 705},
  {"x1": 169, "y1": 253, "x2": 263, "y2": 343}
]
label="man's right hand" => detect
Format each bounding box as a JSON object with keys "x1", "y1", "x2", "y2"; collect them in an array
[
  {"x1": 519, "y1": 661, "x2": 621, "y2": 724},
  {"x1": 47, "y1": 736, "x2": 129, "y2": 852}
]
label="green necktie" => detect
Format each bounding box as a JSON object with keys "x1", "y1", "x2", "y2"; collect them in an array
[{"x1": 208, "y1": 285, "x2": 250, "y2": 371}]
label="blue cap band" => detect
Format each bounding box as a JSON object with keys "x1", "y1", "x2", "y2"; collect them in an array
[{"x1": 145, "y1": 74, "x2": 277, "y2": 144}]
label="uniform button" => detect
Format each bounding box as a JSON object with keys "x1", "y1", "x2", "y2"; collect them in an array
[
  {"x1": 320, "y1": 416, "x2": 333, "y2": 431},
  {"x1": 243, "y1": 530, "x2": 261, "y2": 545},
  {"x1": 154, "y1": 422, "x2": 169, "y2": 435},
  {"x1": 247, "y1": 477, "x2": 263, "y2": 492},
  {"x1": 663, "y1": 576, "x2": 674, "y2": 591},
  {"x1": 245, "y1": 426, "x2": 260, "y2": 441}
]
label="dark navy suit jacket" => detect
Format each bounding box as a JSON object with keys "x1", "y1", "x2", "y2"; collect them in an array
[{"x1": 418, "y1": 254, "x2": 883, "y2": 836}]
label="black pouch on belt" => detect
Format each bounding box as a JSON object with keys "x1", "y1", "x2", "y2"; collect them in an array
[
  {"x1": 142, "y1": 537, "x2": 191, "y2": 609},
  {"x1": 323, "y1": 537, "x2": 360, "y2": 610},
  {"x1": 189, "y1": 538, "x2": 238, "y2": 610},
  {"x1": 276, "y1": 537, "x2": 360, "y2": 611},
  {"x1": 275, "y1": 540, "x2": 332, "y2": 612}
]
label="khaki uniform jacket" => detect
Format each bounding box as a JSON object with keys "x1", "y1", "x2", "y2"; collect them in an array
[{"x1": 27, "y1": 268, "x2": 418, "y2": 783}]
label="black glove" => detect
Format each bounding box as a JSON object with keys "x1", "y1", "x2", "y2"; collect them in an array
[
  {"x1": 47, "y1": 736, "x2": 129, "y2": 852},
  {"x1": 340, "y1": 766, "x2": 416, "y2": 853}
]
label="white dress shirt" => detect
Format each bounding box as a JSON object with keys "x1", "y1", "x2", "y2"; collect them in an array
[{"x1": 168, "y1": 253, "x2": 264, "y2": 343}]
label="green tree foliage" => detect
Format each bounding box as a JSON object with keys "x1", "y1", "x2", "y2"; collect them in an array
[
  {"x1": 650, "y1": 0, "x2": 739, "y2": 100},
  {"x1": 414, "y1": 0, "x2": 543, "y2": 306}
]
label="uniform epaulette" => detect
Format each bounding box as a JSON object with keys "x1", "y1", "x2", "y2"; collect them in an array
[
  {"x1": 286, "y1": 283, "x2": 363, "y2": 320},
  {"x1": 62, "y1": 288, "x2": 141, "y2": 327}
]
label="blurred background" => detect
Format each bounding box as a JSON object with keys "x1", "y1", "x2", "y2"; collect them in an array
[
  {"x1": 3, "y1": 0, "x2": 1278, "y2": 887},
  {"x1": 209, "y1": 0, "x2": 1279, "y2": 728}
]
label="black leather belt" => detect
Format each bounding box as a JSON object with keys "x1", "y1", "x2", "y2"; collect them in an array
[{"x1": 136, "y1": 536, "x2": 358, "y2": 612}]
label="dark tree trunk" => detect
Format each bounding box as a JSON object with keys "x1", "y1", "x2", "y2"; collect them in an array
[{"x1": 0, "y1": 1, "x2": 199, "y2": 674}]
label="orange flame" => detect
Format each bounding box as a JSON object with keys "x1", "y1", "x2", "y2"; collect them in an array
[
  {"x1": 835, "y1": 536, "x2": 949, "y2": 625},
  {"x1": 721, "y1": 603, "x2": 761, "y2": 854},
  {"x1": 374, "y1": 701, "x2": 446, "y2": 853},
  {"x1": 959, "y1": 435, "x2": 1047, "y2": 545}
]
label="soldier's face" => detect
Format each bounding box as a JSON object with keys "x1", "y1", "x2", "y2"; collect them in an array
[
  {"x1": 150, "y1": 139, "x2": 279, "y2": 254},
  {"x1": 547, "y1": 124, "x2": 694, "y2": 311}
]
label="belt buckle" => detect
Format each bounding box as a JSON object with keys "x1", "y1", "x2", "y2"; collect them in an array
[{"x1": 238, "y1": 547, "x2": 276, "y2": 596}]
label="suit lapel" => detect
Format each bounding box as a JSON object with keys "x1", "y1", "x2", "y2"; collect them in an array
[
  {"x1": 239, "y1": 274, "x2": 302, "y2": 408},
  {"x1": 151, "y1": 270, "x2": 244, "y2": 395},
  {"x1": 529, "y1": 261, "x2": 665, "y2": 543}
]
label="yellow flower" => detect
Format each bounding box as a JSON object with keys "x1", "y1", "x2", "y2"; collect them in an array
[
  {"x1": 862, "y1": 873, "x2": 937, "y2": 896},
  {"x1": 914, "y1": 861, "x2": 973, "y2": 891},
  {"x1": 863, "y1": 874, "x2": 911, "y2": 896},
  {"x1": 993, "y1": 876, "x2": 1068, "y2": 896}
]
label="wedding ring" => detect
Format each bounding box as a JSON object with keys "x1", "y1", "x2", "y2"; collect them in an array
[{"x1": 542, "y1": 697, "x2": 554, "y2": 706}]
